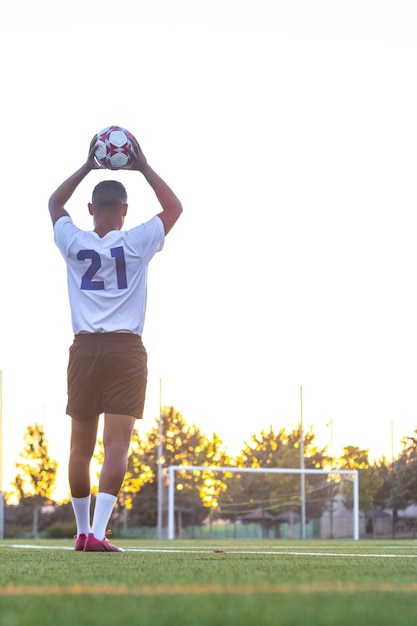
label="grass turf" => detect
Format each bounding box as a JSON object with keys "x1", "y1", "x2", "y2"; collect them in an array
[{"x1": 1, "y1": 540, "x2": 417, "y2": 625}]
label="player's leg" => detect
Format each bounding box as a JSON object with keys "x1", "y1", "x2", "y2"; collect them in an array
[
  {"x1": 99, "y1": 412, "x2": 136, "y2": 496},
  {"x1": 85, "y1": 413, "x2": 135, "y2": 552},
  {"x1": 69, "y1": 415, "x2": 100, "y2": 496},
  {"x1": 69, "y1": 415, "x2": 100, "y2": 548}
]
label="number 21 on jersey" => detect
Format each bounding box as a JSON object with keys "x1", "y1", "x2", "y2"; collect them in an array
[{"x1": 77, "y1": 246, "x2": 127, "y2": 290}]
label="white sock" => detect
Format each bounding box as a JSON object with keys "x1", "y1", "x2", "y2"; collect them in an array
[
  {"x1": 92, "y1": 492, "x2": 117, "y2": 540},
  {"x1": 71, "y1": 495, "x2": 91, "y2": 536}
]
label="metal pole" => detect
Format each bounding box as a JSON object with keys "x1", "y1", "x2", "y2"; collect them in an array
[
  {"x1": 391, "y1": 421, "x2": 396, "y2": 539},
  {"x1": 167, "y1": 466, "x2": 175, "y2": 540},
  {"x1": 300, "y1": 386, "x2": 306, "y2": 539},
  {"x1": 327, "y1": 419, "x2": 334, "y2": 538},
  {"x1": 156, "y1": 379, "x2": 163, "y2": 539},
  {"x1": 353, "y1": 470, "x2": 359, "y2": 540},
  {"x1": 0, "y1": 371, "x2": 4, "y2": 540}
]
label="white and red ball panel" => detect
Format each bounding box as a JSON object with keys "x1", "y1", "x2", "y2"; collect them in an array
[{"x1": 94, "y1": 125, "x2": 133, "y2": 169}]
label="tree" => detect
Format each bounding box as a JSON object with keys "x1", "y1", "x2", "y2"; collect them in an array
[
  {"x1": 372, "y1": 457, "x2": 393, "y2": 508},
  {"x1": 126, "y1": 407, "x2": 231, "y2": 533},
  {"x1": 222, "y1": 427, "x2": 286, "y2": 528},
  {"x1": 220, "y1": 426, "x2": 330, "y2": 532},
  {"x1": 12, "y1": 423, "x2": 58, "y2": 537},
  {"x1": 268, "y1": 428, "x2": 333, "y2": 522},
  {"x1": 371, "y1": 456, "x2": 398, "y2": 538},
  {"x1": 338, "y1": 446, "x2": 383, "y2": 514},
  {"x1": 392, "y1": 430, "x2": 417, "y2": 510}
]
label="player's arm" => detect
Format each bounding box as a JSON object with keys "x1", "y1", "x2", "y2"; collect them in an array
[
  {"x1": 48, "y1": 137, "x2": 101, "y2": 226},
  {"x1": 128, "y1": 138, "x2": 183, "y2": 235}
]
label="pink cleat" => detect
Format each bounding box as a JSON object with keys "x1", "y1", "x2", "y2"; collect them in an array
[
  {"x1": 74, "y1": 533, "x2": 87, "y2": 551},
  {"x1": 84, "y1": 532, "x2": 124, "y2": 552}
]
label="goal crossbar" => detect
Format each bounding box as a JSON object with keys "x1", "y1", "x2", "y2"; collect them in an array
[{"x1": 166, "y1": 465, "x2": 359, "y2": 540}]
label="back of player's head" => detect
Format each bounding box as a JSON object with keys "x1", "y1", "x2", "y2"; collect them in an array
[{"x1": 92, "y1": 180, "x2": 127, "y2": 207}]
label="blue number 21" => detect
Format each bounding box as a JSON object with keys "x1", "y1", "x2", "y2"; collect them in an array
[{"x1": 77, "y1": 246, "x2": 127, "y2": 290}]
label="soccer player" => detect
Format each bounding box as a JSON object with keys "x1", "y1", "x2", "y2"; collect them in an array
[{"x1": 48, "y1": 134, "x2": 183, "y2": 551}]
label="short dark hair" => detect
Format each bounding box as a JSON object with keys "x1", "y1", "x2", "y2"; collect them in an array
[{"x1": 92, "y1": 180, "x2": 127, "y2": 206}]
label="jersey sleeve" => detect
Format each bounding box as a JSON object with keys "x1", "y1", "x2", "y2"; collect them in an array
[
  {"x1": 126, "y1": 215, "x2": 165, "y2": 262},
  {"x1": 53, "y1": 216, "x2": 81, "y2": 257}
]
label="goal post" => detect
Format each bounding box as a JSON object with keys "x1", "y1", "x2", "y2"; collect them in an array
[{"x1": 166, "y1": 465, "x2": 359, "y2": 541}]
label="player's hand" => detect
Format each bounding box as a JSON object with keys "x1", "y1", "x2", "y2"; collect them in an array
[
  {"x1": 86, "y1": 135, "x2": 105, "y2": 170},
  {"x1": 126, "y1": 135, "x2": 148, "y2": 172}
]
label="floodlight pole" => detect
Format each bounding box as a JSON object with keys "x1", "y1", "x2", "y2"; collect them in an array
[
  {"x1": 300, "y1": 386, "x2": 306, "y2": 539},
  {"x1": 0, "y1": 371, "x2": 4, "y2": 540},
  {"x1": 156, "y1": 379, "x2": 163, "y2": 540},
  {"x1": 327, "y1": 419, "x2": 334, "y2": 537},
  {"x1": 391, "y1": 421, "x2": 397, "y2": 539}
]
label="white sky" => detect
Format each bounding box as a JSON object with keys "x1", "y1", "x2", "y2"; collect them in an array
[{"x1": 1, "y1": 0, "x2": 417, "y2": 500}]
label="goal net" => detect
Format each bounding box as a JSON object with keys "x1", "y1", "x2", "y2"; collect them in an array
[{"x1": 161, "y1": 465, "x2": 359, "y2": 541}]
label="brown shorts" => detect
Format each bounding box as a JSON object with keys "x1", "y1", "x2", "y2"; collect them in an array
[{"x1": 66, "y1": 333, "x2": 148, "y2": 421}]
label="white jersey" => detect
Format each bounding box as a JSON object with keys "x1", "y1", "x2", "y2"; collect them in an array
[{"x1": 54, "y1": 215, "x2": 164, "y2": 335}]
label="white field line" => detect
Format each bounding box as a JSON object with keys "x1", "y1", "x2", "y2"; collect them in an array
[
  {"x1": 1, "y1": 544, "x2": 417, "y2": 558},
  {"x1": 127, "y1": 549, "x2": 417, "y2": 558}
]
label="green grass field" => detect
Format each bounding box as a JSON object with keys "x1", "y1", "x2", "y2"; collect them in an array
[{"x1": 1, "y1": 539, "x2": 417, "y2": 625}]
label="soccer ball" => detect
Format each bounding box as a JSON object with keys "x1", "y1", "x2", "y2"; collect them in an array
[{"x1": 94, "y1": 125, "x2": 133, "y2": 170}]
